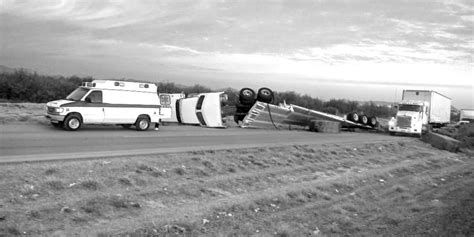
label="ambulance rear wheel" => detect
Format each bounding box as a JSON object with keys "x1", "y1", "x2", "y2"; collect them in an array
[
  {"x1": 135, "y1": 116, "x2": 150, "y2": 131},
  {"x1": 63, "y1": 114, "x2": 82, "y2": 131}
]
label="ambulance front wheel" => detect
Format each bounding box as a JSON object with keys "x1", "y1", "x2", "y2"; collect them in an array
[
  {"x1": 135, "y1": 116, "x2": 150, "y2": 131},
  {"x1": 63, "y1": 114, "x2": 82, "y2": 131}
]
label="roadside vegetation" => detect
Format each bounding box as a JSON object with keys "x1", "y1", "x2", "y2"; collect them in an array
[
  {"x1": 1, "y1": 70, "x2": 396, "y2": 118},
  {"x1": 0, "y1": 140, "x2": 472, "y2": 236}
]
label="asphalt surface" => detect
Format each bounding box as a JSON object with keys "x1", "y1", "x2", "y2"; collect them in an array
[{"x1": 0, "y1": 124, "x2": 408, "y2": 163}]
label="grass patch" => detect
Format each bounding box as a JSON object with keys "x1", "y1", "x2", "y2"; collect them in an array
[
  {"x1": 18, "y1": 184, "x2": 40, "y2": 198},
  {"x1": 202, "y1": 160, "x2": 215, "y2": 169},
  {"x1": 44, "y1": 178, "x2": 65, "y2": 191},
  {"x1": 78, "y1": 179, "x2": 101, "y2": 191},
  {"x1": 81, "y1": 195, "x2": 140, "y2": 217},
  {"x1": 173, "y1": 167, "x2": 186, "y2": 175},
  {"x1": 44, "y1": 167, "x2": 59, "y2": 176},
  {"x1": 136, "y1": 164, "x2": 154, "y2": 172},
  {"x1": 0, "y1": 226, "x2": 22, "y2": 236},
  {"x1": 1, "y1": 139, "x2": 471, "y2": 236},
  {"x1": 118, "y1": 177, "x2": 132, "y2": 186},
  {"x1": 149, "y1": 170, "x2": 163, "y2": 177}
]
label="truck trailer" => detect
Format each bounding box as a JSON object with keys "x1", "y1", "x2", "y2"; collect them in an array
[
  {"x1": 389, "y1": 90, "x2": 451, "y2": 136},
  {"x1": 459, "y1": 109, "x2": 474, "y2": 124}
]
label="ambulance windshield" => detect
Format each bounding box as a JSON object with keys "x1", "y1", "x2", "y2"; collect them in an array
[{"x1": 66, "y1": 88, "x2": 90, "y2": 101}]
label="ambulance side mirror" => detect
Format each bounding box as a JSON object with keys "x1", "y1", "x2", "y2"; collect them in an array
[{"x1": 85, "y1": 97, "x2": 92, "y2": 103}]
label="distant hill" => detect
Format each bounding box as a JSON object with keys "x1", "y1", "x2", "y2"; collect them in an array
[{"x1": 0, "y1": 65, "x2": 16, "y2": 74}]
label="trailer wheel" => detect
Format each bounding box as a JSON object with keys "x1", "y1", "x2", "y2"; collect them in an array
[
  {"x1": 135, "y1": 116, "x2": 150, "y2": 131},
  {"x1": 257, "y1": 87, "x2": 274, "y2": 103},
  {"x1": 347, "y1": 112, "x2": 359, "y2": 122},
  {"x1": 239, "y1": 88, "x2": 256, "y2": 105},
  {"x1": 63, "y1": 114, "x2": 82, "y2": 131},
  {"x1": 368, "y1": 116, "x2": 377, "y2": 127},
  {"x1": 358, "y1": 114, "x2": 368, "y2": 125}
]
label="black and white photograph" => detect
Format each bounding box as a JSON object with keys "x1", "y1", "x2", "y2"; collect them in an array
[{"x1": 0, "y1": 0, "x2": 473, "y2": 236}]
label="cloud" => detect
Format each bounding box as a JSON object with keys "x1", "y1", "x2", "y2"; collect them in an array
[
  {"x1": 159, "y1": 45, "x2": 202, "y2": 55},
  {"x1": 1, "y1": 0, "x2": 472, "y2": 107}
]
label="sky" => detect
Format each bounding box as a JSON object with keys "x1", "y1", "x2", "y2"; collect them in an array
[{"x1": 1, "y1": 0, "x2": 473, "y2": 108}]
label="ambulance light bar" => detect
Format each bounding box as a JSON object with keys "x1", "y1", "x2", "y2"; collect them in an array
[{"x1": 82, "y1": 82, "x2": 96, "y2": 87}]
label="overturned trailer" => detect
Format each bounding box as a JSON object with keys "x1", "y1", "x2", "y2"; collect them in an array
[
  {"x1": 234, "y1": 88, "x2": 378, "y2": 131},
  {"x1": 241, "y1": 101, "x2": 377, "y2": 130},
  {"x1": 162, "y1": 87, "x2": 378, "y2": 131}
]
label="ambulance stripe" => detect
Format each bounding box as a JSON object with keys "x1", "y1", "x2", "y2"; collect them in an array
[{"x1": 60, "y1": 101, "x2": 161, "y2": 108}]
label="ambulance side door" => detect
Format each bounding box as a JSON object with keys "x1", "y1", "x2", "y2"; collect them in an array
[{"x1": 82, "y1": 90, "x2": 105, "y2": 123}]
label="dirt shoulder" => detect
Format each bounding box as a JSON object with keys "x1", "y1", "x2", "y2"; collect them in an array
[
  {"x1": 0, "y1": 103, "x2": 48, "y2": 125},
  {"x1": 1, "y1": 139, "x2": 473, "y2": 236}
]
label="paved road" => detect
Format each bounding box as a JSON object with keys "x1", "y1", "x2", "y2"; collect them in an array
[{"x1": 0, "y1": 124, "x2": 409, "y2": 163}]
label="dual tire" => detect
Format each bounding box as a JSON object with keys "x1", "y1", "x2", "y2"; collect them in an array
[
  {"x1": 239, "y1": 87, "x2": 274, "y2": 105},
  {"x1": 347, "y1": 112, "x2": 359, "y2": 123},
  {"x1": 239, "y1": 88, "x2": 256, "y2": 105},
  {"x1": 347, "y1": 112, "x2": 377, "y2": 127},
  {"x1": 368, "y1": 116, "x2": 378, "y2": 127},
  {"x1": 256, "y1": 87, "x2": 274, "y2": 103},
  {"x1": 358, "y1": 115, "x2": 368, "y2": 125}
]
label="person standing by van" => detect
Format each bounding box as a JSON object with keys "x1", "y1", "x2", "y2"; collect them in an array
[{"x1": 154, "y1": 119, "x2": 161, "y2": 131}]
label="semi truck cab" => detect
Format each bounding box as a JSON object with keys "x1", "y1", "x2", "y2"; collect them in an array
[{"x1": 389, "y1": 100, "x2": 429, "y2": 136}]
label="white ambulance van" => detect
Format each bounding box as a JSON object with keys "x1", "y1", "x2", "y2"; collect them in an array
[{"x1": 46, "y1": 80, "x2": 171, "y2": 131}]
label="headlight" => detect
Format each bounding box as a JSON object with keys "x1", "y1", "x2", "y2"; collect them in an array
[
  {"x1": 388, "y1": 119, "x2": 396, "y2": 126},
  {"x1": 48, "y1": 107, "x2": 64, "y2": 114}
]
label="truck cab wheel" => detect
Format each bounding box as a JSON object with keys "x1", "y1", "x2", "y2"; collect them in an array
[
  {"x1": 239, "y1": 88, "x2": 256, "y2": 105},
  {"x1": 135, "y1": 116, "x2": 150, "y2": 131},
  {"x1": 256, "y1": 87, "x2": 274, "y2": 103},
  {"x1": 63, "y1": 115, "x2": 82, "y2": 131}
]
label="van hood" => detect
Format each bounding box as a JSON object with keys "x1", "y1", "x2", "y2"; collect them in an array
[{"x1": 46, "y1": 99, "x2": 74, "y2": 107}]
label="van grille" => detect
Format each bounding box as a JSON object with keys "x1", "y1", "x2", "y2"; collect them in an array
[{"x1": 397, "y1": 116, "x2": 411, "y2": 128}]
